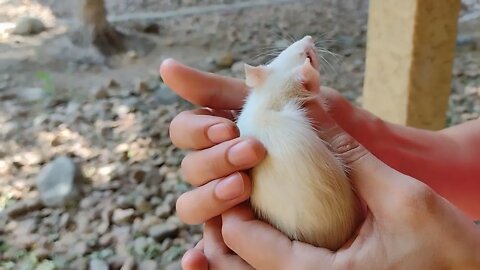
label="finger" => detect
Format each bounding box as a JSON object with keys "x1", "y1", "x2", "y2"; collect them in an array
[
  {"x1": 221, "y1": 204, "x2": 333, "y2": 270},
  {"x1": 305, "y1": 95, "x2": 416, "y2": 213},
  {"x1": 170, "y1": 109, "x2": 239, "y2": 150},
  {"x1": 204, "y1": 217, "x2": 231, "y2": 256},
  {"x1": 182, "y1": 249, "x2": 209, "y2": 270},
  {"x1": 204, "y1": 216, "x2": 254, "y2": 270},
  {"x1": 177, "y1": 172, "x2": 252, "y2": 224},
  {"x1": 160, "y1": 58, "x2": 248, "y2": 109},
  {"x1": 181, "y1": 138, "x2": 266, "y2": 186},
  {"x1": 195, "y1": 239, "x2": 204, "y2": 251},
  {"x1": 319, "y1": 86, "x2": 383, "y2": 146}
]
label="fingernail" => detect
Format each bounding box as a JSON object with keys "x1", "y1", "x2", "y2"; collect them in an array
[
  {"x1": 215, "y1": 173, "x2": 245, "y2": 201},
  {"x1": 227, "y1": 140, "x2": 258, "y2": 167},
  {"x1": 207, "y1": 123, "x2": 238, "y2": 143}
]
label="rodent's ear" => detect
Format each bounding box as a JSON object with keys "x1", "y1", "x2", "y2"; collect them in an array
[
  {"x1": 244, "y1": 64, "x2": 269, "y2": 89},
  {"x1": 296, "y1": 58, "x2": 320, "y2": 93}
]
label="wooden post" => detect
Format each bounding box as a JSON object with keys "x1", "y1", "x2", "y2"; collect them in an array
[{"x1": 363, "y1": 0, "x2": 461, "y2": 130}]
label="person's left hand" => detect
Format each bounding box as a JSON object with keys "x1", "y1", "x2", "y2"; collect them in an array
[{"x1": 182, "y1": 130, "x2": 480, "y2": 270}]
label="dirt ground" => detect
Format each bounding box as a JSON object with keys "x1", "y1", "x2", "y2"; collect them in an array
[{"x1": 0, "y1": 0, "x2": 479, "y2": 269}]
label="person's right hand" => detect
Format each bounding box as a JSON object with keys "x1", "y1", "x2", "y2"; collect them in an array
[
  {"x1": 161, "y1": 59, "x2": 266, "y2": 225},
  {"x1": 317, "y1": 88, "x2": 480, "y2": 218}
]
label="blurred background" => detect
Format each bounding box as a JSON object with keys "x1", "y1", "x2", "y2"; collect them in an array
[{"x1": 0, "y1": 0, "x2": 479, "y2": 269}]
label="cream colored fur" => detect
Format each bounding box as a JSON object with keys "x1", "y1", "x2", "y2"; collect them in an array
[{"x1": 237, "y1": 36, "x2": 361, "y2": 250}]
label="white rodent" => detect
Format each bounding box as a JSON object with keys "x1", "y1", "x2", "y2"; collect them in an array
[{"x1": 236, "y1": 36, "x2": 361, "y2": 250}]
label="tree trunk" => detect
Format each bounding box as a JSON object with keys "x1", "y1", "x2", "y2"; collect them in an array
[{"x1": 79, "y1": 0, "x2": 124, "y2": 55}]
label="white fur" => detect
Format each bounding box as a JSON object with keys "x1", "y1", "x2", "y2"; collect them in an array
[{"x1": 237, "y1": 36, "x2": 360, "y2": 250}]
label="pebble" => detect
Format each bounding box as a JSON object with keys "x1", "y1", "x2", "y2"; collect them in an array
[
  {"x1": 148, "y1": 223, "x2": 179, "y2": 242},
  {"x1": 131, "y1": 169, "x2": 146, "y2": 183},
  {"x1": 139, "y1": 260, "x2": 158, "y2": 270},
  {"x1": 155, "y1": 204, "x2": 171, "y2": 218},
  {"x1": 6, "y1": 197, "x2": 44, "y2": 218},
  {"x1": 89, "y1": 258, "x2": 109, "y2": 270},
  {"x1": 215, "y1": 52, "x2": 235, "y2": 68},
  {"x1": 13, "y1": 16, "x2": 46, "y2": 36},
  {"x1": 36, "y1": 156, "x2": 82, "y2": 207},
  {"x1": 133, "y1": 236, "x2": 149, "y2": 255},
  {"x1": 112, "y1": 208, "x2": 135, "y2": 224},
  {"x1": 92, "y1": 86, "x2": 109, "y2": 99},
  {"x1": 120, "y1": 256, "x2": 136, "y2": 270},
  {"x1": 135, "y1": 80, "x2": 150, "y2": 95},
  {"x1": 134, "y1": 197, "x2": 152, "y2": 213},
  {"x1": 140, "y1": 215, "x2": 162, "y2": 232}
]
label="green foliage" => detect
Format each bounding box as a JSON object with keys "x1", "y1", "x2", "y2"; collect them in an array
[
  {"x1": 35, "y1": 71, "x2": 55, "y2": 96},
  {"x1": 36, "y1": 260, "x2": 56, "y2": 270},
  {"x1": 162, "y1": 245, "x2": 185, "y2": 262},
  {"x1": 0, "y1": 191, "x2": 15, "y2": 211},
  {"x1": 89, "y1": 248, "x2": 115, "y2": 260},
  {"x1": 0, "y1": 240, "x2": 9, "y2": 253}
]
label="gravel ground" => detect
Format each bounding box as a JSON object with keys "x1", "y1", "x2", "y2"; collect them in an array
[{"x1": 0, "y1": 0, "x2": 479, "y2": 269}]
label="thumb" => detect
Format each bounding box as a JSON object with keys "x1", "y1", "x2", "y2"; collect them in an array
[{"x1": 305, "y1": 92, "x2": 412, "y2": 213}]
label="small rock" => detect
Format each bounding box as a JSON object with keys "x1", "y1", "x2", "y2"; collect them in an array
[
  {"x1": 105, "y1": 78, "x2": 120, "y2": 88},
  {"x1": 135, "y1": 80, "x2": 150, "y2": 95},
  {"x1": 89, "y1": 258, "x2": 109, "y2": 270},
  {"x1": 34, "y1": 247, "x2": 50, "y2": 261},
  {"x1": 126, "y1": 50, "x2": 138, "y2": 59},
  {"x1": 134, "y1": 197, "x2": 151, "y2": 213},
  {"x1": 36, "y1": 156, "x2": 82, "y2": 207},
  {"x1": 112, "y1": 208, "x2": 135, "y2": 224},
  {"x1": 99, "y1": 233, "x2": 112, "y2": 246},
  {"x1": 120, "y1": 256, "x2": 135, "y2": 270},
  {"x1": 163, "y1": 193, "x2": 177, "y2": 209},
  {"x1": 215, "y1": 52, "x2": 235, "y2": 68},
  {"x1": 116, "y1": 195, "x2": 134, "y2": 209},
  {"x1": 140, "y1": 215, "x2": 162, "y2": 232},
  {"x1": 153, "y1": 84, "x2": 180, "y2": 105},
  {"x1": 59, "y1": 212, "x2": 70, "y2": 228},
  {"x1": 133, "y1": 236, "x2": 149, "y2": 255},
  {"x1": 80, "y1": 196, "x2": 98, "y2": 209},
  {"x1": 92, "y1": 86, "x2": 109, "y2": 99},
  {"x1": 154, "y1": 204, "x2": 171, "y2": 218},
  {"x1": 231, "y1": 61, "x2": 245, "y2": 74},
  {"x1": 150, "y1": 196, "x2": 162, "y2": 206},
  {"x1": 131, "y1": 170, "x2": 146, "y2": 183},
  {"x1": 165, "y1": 261, "x2": 181, "y2": 270},
  {"x1": 148, "y1": 223, "x2": 179, "y2": 242},
  {"x1": 139, "y1": 260, "x2": 157, "y2": 270},
  {"x1": 19, "y1": 87, "x2": 46, "y2": 102},
  {"x1": 72, "y1": 241, "x2": 89, "y2": 256},
  {"x1": 6, "y1": 197, "x2": 44, "y2": 218},
  {"x1": 13, "y1": 16, "x2": 46, "y2": 36},
  {"x1": 97, "y1": 221, "x2": 110, "y2": 235},
  {"x1": 71, "y1": 257, "x2": 88, "y2": 269}
]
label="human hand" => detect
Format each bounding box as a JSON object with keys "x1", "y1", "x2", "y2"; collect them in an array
[
  {"x1": 161, "y1": 59, "x2": 266, "y2": 225},
  {"x1": 181, "y1": 92, "x2": 480, "y2": 270},
  {"x1": 319, "y1": 88, "x2": 480, "y2": 217}
]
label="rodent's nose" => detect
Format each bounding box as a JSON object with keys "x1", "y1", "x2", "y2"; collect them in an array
[{"x1": 303, "y1": 35, "x2": 314, "y2": 43}]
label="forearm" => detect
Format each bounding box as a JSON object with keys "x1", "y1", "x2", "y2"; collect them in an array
[{"x1": 364, "y1": 119, "x2": 480, "y2": 219}]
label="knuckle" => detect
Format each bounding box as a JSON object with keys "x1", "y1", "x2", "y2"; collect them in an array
[
  {"x1": 329, "y1": 131, "x2": 368, "y2": 164},
  {"x1": 221, "y1": 219, "x2": 241, "y2": 248},
  {"x1": 393, "y1": 181, "x2": 439, "y2": 222},
  {"x1": 169, "y1": 111, "x2": 191, "y2": 147},
  {"x1": 334, "y1": 254, "x2": 358, "y2": 270}
]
